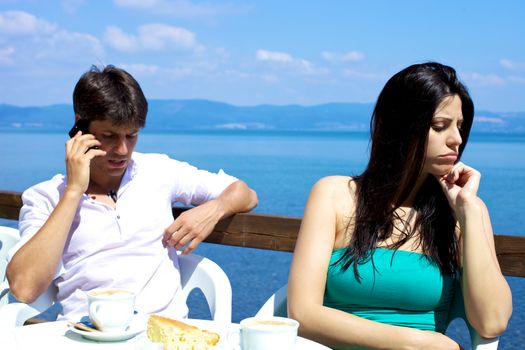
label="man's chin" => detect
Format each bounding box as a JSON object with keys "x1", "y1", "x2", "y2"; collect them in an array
[{"x1": 104, "y1": 167, "x2": 127, "y2": 177}]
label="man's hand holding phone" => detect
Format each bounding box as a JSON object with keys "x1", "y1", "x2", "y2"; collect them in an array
[{"x1": 65, "y1": 119, "x2": 106, "y2": 195}]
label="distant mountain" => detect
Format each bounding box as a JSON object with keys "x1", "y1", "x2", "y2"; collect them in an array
[{"x1": 0, "y1": 99, "x2": 524, "y2": 133}]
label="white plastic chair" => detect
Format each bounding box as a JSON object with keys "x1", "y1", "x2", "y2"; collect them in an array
[
  {"x1": 0, "y1": 226, "x2": 20, "y2": 307},
  {"x1": 178, "y1": 252, "x2": 232, "y2": 323},
  {"x1": 255, "y1": 284, "x2": 287, "y2": 319},
  {"x1": 0, "y1": 252, "x2": 232, "y2": 328},
  {"x1": 256, "y1": 284, "x2": 499, "y2": 350}
]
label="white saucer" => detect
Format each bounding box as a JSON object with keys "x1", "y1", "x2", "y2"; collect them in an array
[
  {"x1": 67, "y1": 314, "x2": 147, "y2": 342},
  {"x1": 67, "y1": 323, "x2": 145, "y2": 342}
]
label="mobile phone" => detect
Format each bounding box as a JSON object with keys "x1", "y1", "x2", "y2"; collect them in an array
[{"x1": 68, "y1": 119, "x2": 91, "y2": 138}]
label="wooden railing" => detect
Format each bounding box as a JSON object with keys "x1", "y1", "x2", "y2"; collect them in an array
[{"x1": 2, "y1": 190, "x2": 524, "y2": 278}]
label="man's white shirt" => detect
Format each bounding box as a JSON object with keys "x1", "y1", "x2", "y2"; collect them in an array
[{"x1": 8, "y1": 152, "x2": 238, "y2": 321}]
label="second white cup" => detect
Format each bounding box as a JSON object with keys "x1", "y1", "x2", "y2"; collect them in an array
[{"x1": 239, "y1": 316, "x2": 299, "y2": 350}]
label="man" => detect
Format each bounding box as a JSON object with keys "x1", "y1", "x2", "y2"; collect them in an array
[{"x1": 6, "y1": 65, "x2": 258, "y2": 321}]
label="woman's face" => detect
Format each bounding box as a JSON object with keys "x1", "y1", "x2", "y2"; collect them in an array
[{"x1": 422, "y1": 94, "x2": 464, "y2": 177}]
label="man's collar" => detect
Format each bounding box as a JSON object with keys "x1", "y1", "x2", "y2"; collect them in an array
[{"x1": 119, "y1": 153, "x2": 138, "y2": 192}]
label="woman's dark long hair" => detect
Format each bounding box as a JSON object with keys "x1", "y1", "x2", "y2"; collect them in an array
[{"x1": 338, "y1": 62, "x2": 474, "y2": 279}]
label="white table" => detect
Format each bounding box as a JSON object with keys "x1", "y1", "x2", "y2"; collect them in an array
[{"x1": 4, "y1": 319, "x2": 331, "y2": 349}]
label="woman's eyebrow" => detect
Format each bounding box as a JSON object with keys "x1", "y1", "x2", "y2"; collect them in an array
[{"x1": 432, "y1": 115, "x2": 463, "y2": 121}]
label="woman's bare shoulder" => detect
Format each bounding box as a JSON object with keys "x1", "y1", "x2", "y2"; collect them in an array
[
  {"x1": 311, "y1": 177, "x2": 357, "y2": 247},
  {"x1": 313, "y1": 175, "x2": 355, "y2": 191},
  {"x1": 317, "y1": 175, "x2": 355, "y2": 194},
  {"x1": 311, "y1": 176, "x2": 356, "y2": 211}
]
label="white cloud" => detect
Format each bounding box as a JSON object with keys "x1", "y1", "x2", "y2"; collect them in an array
[
  {"x1": 220, "y1": 69, "x2": 250, "y2": 80},
  {"x1": 112, "y1": 64, "x2": 196, "y2": 80},
  {"x1": 261, "y1": 74, "x2": 279, "y2": 82},
  {"x1": 114, "y1": 0, "x2": 157, "y2": 7},
  {"x1": 256, "y1": 50, "x2": 293, "y2": 63},
  {"x1": 322, "y1": 51, "x2": 364, "y2": 62},
  {"x1": 297, "y1": 59, "x2": 318, "y2": 74},
  {"x1": 343, "y1": 69, "x2": 386, "y2": 81},
  {"x1": 104, "y1": 24, "x2": 201, "y2": 52},
  {"x1": 36, "y1": 31, "x2": 103, "y2": 60},
  {"x1": 461, "y1": 70, "x2": 525, "y2": 87},
  {"x1": 0, "y1": 46, "x2": 15, "y2": 64},
  {"x1": 61, "y1": 0, "x2": 86, "y2": 14},
  {"x1": 164, "y1": 66, "x2": 195, "y2": 78},
  {"x1": 104, "y1": 26, "x2": 137, "y2": 51},
  {"x1": 500, "y1": 58, "x2": 525, "y2": 71},
  {"x1": 139, "y1": 24, "x2": 196, "y2": 49},
  {"x1": 508, "y1": 75, "x2": 525, "y2": 84},
  {"x1": 0, "y1": 11, "x2": 56, "y2": 35},
  {"x1": 256, "y1": 49, "x2": 326, "y2": 76},
  {"x1": 117, "y1": 63, "x2": 159, "y2": 75},
  {"x1": 113, "y1": 0, "x2": 245, "y2": 17},
  {"x1": 0, "y1": 11, "x2": 103, "y2": 64},
  {"x1": 463, "y1": 72, "x2": 506, "y2": 86}
]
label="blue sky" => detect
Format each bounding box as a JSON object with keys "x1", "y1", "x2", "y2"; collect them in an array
[{"x1": 0, "y1": 0, "x2": 524, "y2": 111}]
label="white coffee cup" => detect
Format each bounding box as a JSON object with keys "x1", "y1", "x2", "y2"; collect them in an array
[
  {"x1": 239, "y1": 316, "x2": 299, "y2": 350},
  {"x1": 87, "y1": 288, "x2": 135, "y2": 332}
]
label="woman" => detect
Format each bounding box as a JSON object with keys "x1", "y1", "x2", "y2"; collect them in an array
[{"x1": 288, "y1": 62, "x2": 512, "y2": 350}]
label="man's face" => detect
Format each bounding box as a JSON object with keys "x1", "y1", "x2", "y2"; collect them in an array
[{"x1": 88, "y1": 120, "x2": 140, "y2": 178}]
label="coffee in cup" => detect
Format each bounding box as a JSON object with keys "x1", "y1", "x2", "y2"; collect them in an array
[
  {"x1": 239, "y1": 316, "x2": 299, "y2": 350},
  {"x1": 87, "y1": 288, "x2": 135, "y2": 332}
]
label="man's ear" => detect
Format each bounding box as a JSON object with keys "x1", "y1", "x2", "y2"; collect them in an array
[{"x1": 74, "y1": 114, "x2": 82, "y2": 122}]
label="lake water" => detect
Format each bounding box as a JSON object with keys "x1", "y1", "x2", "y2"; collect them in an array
[{"x1": 1, "y1": 130, "x2": 524, "y2": 349}]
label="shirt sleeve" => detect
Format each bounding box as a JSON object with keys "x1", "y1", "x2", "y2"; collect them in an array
[
  {"x1": 8, "y1": 180, "x2": 66, "y2": 279},
  {"x1": 162, "y1": 156, "x2": 239, "y2": 206}
]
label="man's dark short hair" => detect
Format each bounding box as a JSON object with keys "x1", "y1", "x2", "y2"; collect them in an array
[{"x1": 73, "y1": 65, "x2": 148, "y2": 127}]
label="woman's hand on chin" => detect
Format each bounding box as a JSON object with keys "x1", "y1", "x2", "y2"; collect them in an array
[{"x1": 435, "y1": 162, "x2": 482, "y2": 213}]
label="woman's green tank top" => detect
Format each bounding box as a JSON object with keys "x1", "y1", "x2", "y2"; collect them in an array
[{"x1": 324, "y1": 248, "x2": 457, "y2": 336}]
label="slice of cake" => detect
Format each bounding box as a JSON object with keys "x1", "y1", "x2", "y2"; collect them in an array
[{"x1": 147, "y1": 314, "x2": 220, "y2": 350}]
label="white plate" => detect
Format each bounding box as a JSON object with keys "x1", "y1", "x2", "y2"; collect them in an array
[{"x1": 67, "y1": 314, "x2": 147, "y2": 342}]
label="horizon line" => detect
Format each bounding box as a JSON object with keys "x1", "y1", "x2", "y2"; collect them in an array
[{"x1": 0, "y1": 99, "x2": 524, "y2": 114}]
